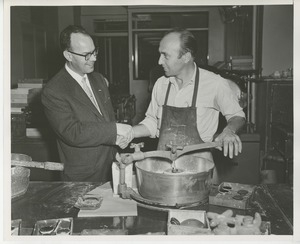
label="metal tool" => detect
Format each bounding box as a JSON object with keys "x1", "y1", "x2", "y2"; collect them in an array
[
  {"x1": 118, "y1": 141, "x2": 222, "y2": 166},
  {"x1": 11, "y1": 159, "x2": 64, "y2": 171}
]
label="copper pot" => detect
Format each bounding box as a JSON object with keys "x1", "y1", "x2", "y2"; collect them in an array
[{"x1": 135, "y1": 155, "x2": 214, "y2": 206}]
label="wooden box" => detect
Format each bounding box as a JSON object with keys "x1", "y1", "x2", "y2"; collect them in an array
[
  {"x1": 209, "y1": 182, "x2": 256, "y2": 210},
  {"x1": 167, "y1": 209, "x2": 211, "y2": 235}
]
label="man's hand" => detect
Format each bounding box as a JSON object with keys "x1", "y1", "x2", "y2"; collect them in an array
[
  {"x1": 116, "y1": 135, "x2": 129, "y2": 149},
  {"x1": 116, "y1": 123, "x2": 134, "y2": 148},
  {"x1": 214, "y1": 128, "x2": 242, "y2": 158}
]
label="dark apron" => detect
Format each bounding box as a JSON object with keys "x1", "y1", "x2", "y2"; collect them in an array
[{"x1": 157, "y1": 68, "x2": 213, "y2": 162}]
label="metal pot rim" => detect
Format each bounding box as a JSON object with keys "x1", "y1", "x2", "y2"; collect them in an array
[{"x1": 135, "y1": 155, "x2": 214, "y2": 176}]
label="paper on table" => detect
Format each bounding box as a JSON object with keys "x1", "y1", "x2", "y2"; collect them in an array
[{"x1": 78, "y1": 182, "x2": 137, "y2": 217}]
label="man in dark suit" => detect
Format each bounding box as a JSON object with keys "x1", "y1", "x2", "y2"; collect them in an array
[{"x1": 41, "y1": 25, "x2": 133, "y2": 182}]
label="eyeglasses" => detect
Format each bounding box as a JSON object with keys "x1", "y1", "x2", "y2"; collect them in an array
[{"x1": 67, "y1": 47, "x2": 99, "y2": 61}]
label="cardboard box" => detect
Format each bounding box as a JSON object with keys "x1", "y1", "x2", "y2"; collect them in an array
[{"x1": 167, "y1": 209, "x2": 211, "y2": 235}]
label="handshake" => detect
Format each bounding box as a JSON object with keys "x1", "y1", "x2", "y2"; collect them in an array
[{"x1": 116, "y1": 123, "x2": 135, "y2": 149}]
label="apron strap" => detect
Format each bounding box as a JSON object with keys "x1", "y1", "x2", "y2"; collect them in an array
[
  {"x1": 164, "y1": 67, "x2": 200, "y2": 107},
  {"x1": 164, "y1": 81, "x2": 172, "y2": 105},
  {"x1": 191, "y1": 67, "x2": 200, "y2": 108}
]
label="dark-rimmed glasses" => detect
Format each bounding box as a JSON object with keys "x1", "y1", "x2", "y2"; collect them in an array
[{"x1": 67, "y1": 47, "x2": 99, "y2": 61}]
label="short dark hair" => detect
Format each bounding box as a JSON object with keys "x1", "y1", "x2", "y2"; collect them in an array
[
  {"x1": 164, "y1": 28, "x2": 197, "y2": 59},
  {"x1": 60, "y1": 25, "x2": 90, "y2": 51}
]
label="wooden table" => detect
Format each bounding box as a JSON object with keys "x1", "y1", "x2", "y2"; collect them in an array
[{"x1": 11, "y1": 181, "x2": 293, "y2": 235}]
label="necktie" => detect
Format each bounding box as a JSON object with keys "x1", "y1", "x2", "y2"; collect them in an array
[{"x1": 81, "y1": 77, "x2": 101, "y2": 114}]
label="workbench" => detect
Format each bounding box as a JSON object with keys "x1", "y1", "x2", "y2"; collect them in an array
[{"x1": 11, "y1": 181, "x2": 293, "y2": 235}]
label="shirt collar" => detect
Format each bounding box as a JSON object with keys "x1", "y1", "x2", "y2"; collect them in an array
[
  {"x1": 65, "y1": 63, "x2": 87, "y2": 83},
  {"x1": 190, "y1": 62, "x2": 197, "y2": 83}
]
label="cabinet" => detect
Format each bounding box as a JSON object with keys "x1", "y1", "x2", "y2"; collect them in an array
[
  {"x1": 256, "y1": 78, "x2": 293, "y2": 183},
  {"x1": 212, "y1": 133, "x2": 261, "y2": 185},
  {"x1": 256, "y1": 78, "x2": 293, "y2": 151}
]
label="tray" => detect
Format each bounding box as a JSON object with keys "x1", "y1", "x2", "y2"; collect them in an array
[
  {"x1": 32, "y1": 217, "x2": 73, "y2": 235},
  {"x1": 74, "y1": 195, "x2": 103, "y2": 210},
  {"x1": 209, "y1": 182, "x2": 256, "y2": 209}
]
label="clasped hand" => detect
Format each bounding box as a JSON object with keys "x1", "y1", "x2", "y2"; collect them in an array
[
  {"x1": 214, "y1": 128, "x2": 242, "y2": 159},
  {"x1": 116, "y1": 123, "x2": 134, "y2": 149}
]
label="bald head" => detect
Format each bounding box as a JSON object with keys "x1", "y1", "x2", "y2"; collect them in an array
[
  {"x1": 162, "y1": 28, "x2": 197, "y2": 59},
  {"x1": 70, "y1": 33, "x2": 94, "y2": 53}
]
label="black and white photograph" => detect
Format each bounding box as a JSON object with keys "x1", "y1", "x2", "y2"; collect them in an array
[{"x1": 2, "y1": 0, "x2": 298, "y2": 243}]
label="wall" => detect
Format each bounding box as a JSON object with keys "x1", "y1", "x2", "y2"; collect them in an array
[
  {"x1": 261, "y1": 5, "x2": 293, "y2": 76},
  {"x1": 32, "y1": 7, "x2": 61, "y2": 79},
  {"x1": 11, "y1": 7, "x2": 31, "y2": 87},
  {"x1": 11, "y1": 6, "x2": 63, "y2": 87},
  {"x1": 58, "y1": 6, "x2": 75, "y2": 34},
  {"x1": 208, "y1": 7, "x2": 225, "y2": 65}
]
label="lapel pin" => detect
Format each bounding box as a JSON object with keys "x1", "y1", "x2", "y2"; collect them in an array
[{"x1": 98, "y1": 89, "x2": 102, "y2": 92}]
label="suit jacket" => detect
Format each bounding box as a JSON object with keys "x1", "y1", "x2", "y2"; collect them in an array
[{"x1": 41, "y1": 67, "x2": 117, "y2": 182}]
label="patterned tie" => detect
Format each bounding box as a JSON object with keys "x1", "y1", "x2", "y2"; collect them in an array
[{"x1": 81, "y1": 77, "x2": 101, "y2": 114}]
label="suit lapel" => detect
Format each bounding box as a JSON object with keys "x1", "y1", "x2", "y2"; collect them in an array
[{"x1": 67, "y1": 75, "x2": 103, "y2": 119}]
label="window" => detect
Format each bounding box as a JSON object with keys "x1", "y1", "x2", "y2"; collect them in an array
[{"x1": 131, "y1": 11, "x2": 209, "y2": 79}]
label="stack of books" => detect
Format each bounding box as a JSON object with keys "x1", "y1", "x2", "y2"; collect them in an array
[
  {"x1": 11, "y1": 78, "x2": 45, "y2": 113},
  {"x1": 11, "y1": 88, "x2": 32, "y2": 113},
  {"x1": 230, "y1": 56, "x2": 253, "y2": 71},
  {"x1": 17, "y1": 78, "x2": 45, "y2": 88}
]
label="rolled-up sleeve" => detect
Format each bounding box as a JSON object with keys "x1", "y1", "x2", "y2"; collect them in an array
[
  {"x1": 215, "y1": 79, "x2": 246, "y2": 121},
  {"x1": 139, "y1": 80, "x2": 164, "y2": 138}
]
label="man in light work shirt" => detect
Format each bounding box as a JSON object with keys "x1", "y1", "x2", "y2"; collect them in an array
[{"x1": 132, "y1": 28, "x2": 245, "y2": 163}]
